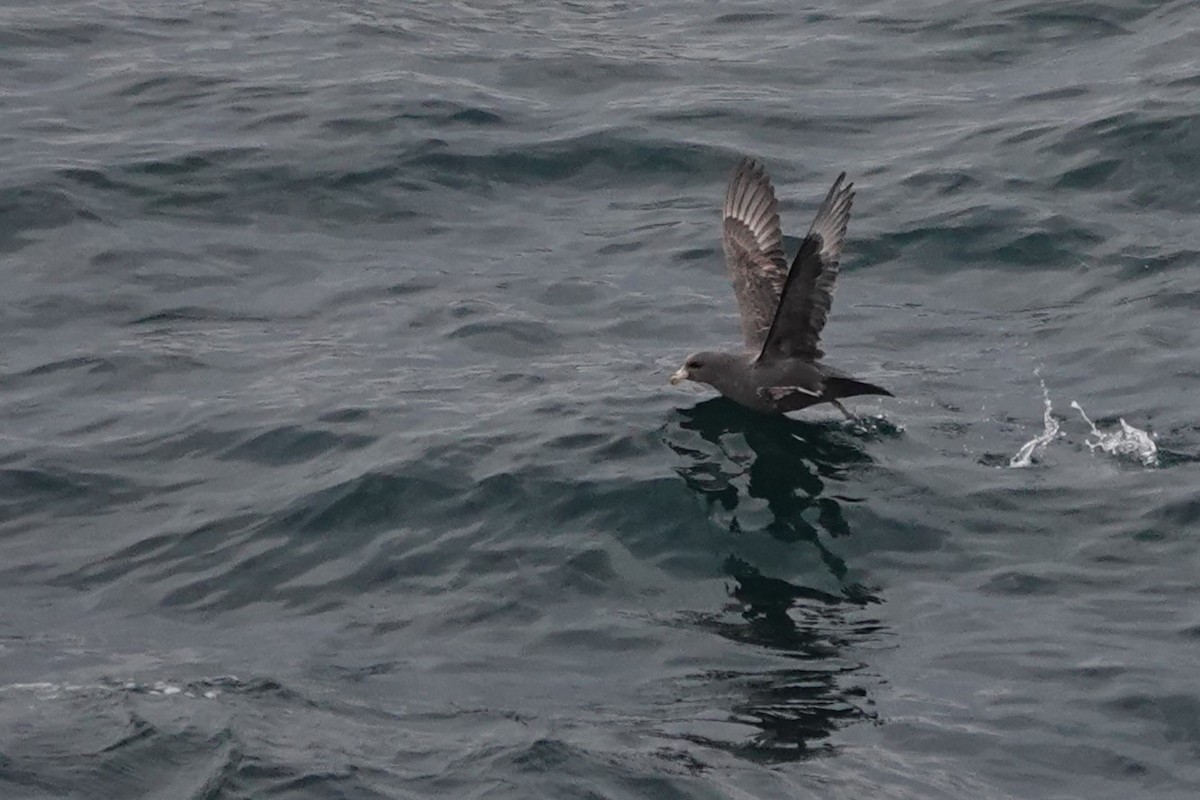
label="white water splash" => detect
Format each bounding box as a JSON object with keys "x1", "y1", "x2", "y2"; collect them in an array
[
  {"x1": 1071, "y1": 401, "x2": 1158, "y2": 466},
  {"x1": 1009, "y1": 378, "x2": 1060, "y2": 468}
]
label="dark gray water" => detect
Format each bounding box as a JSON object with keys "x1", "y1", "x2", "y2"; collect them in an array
[{"x1": 3, "y1": 2, "x2": 1200, "y2": 798}]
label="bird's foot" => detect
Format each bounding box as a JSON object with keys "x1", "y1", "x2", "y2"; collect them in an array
[{"x1": 831, "y1": 399, "x2": 855, "y2": 421}]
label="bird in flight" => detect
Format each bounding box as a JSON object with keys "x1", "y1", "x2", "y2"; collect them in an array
[{"x1": 670, "y1": 158, "x2": 892, "y2": 417}]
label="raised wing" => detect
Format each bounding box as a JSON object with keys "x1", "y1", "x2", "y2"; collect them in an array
[
  {"x1": 756, "y1": 172, "x2": 854, "y2": 362},
  {"x1": 721, "y1": 158, "x2": 788, "y2": 350}
]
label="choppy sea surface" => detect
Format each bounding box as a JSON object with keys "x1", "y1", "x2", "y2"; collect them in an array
[{"x1": 3, "y1": 2, "x2": 1200, "y2": 798}]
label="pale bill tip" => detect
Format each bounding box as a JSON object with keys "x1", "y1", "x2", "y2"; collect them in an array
[{"x1": 670, "y1": 367, "x2": 689, "y2": 385}]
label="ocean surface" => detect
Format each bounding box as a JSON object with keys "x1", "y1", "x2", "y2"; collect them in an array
[{"x1": 2, "y1": 2, "x2": 1199, "y2": 798}]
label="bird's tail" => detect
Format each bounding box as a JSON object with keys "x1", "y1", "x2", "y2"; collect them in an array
[{"x1": 825, "y1": 376, "x2": 893, "y2": 399}]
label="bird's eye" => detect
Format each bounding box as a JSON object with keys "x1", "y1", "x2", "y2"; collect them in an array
[{"x1": 689, "y1": 360, "x2": 703, "y2": 369}]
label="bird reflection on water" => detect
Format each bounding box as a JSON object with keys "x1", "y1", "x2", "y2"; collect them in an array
[{"x1": 662, "y1": 397, "x2": 895, "y2": 761}]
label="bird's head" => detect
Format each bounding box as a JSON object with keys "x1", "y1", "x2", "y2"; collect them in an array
[{"x1": 670, "y1": 351, "x2": 727, "y2": 387}]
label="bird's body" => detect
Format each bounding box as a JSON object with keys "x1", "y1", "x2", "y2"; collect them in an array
[
  {"x1": 671, "y1": 159, "x2": 892, "y2": 416},
  {"x1": 678, "y1": 352, "x2": 889, "y2": 415}
]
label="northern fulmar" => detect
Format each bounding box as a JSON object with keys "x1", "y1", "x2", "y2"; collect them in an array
[{"x1": 670, "y1": 158, "x2": 892, "y2": 416}]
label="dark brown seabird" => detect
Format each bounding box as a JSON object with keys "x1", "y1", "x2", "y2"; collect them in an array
[{"x1": 670, "y1": 158, "x2": 892, "y2": 417}]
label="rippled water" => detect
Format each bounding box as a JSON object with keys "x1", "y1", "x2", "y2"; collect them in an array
[{"x1": 3, "y1": 2, "x2": 1200, "y2": 798}]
